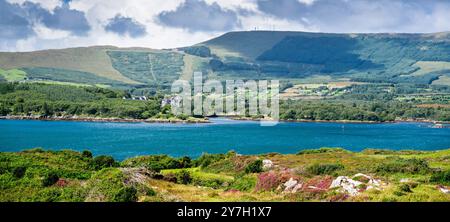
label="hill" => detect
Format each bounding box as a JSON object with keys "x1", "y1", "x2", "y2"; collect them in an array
[{"x1": 1, "y1": 31, "x2": 450, "y2": 91}]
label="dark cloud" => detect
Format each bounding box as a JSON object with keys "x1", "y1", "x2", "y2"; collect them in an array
[
  {"x1": 0, "y1": 0, "x2": 90, "y2": 40},
  {"x1": 105, "y1": 14, "x2": 147, "y2": 37},
  {"x1": 40, "y1": 2, "x2": 91, "y2": 35},
  {"x1": 158, "y1": 0, "x2": 240, "y2": 32},
  {"x1": 257, "y1": 0, "x2": 450, "y2": 33},
  {"x1": 0, "y1": 0, "x2": 34, "y2": 39}
]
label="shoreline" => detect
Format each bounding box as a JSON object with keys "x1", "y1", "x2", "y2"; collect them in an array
[
  {"x1": 0, "y1": 115, "x2": 210, "y2": 124},
  {"x1": 1, "y1": 115, "x2": 449, "y2": 125},
  {"x1": 228, "y1": 116, "x2": 450, "y2": 125}
]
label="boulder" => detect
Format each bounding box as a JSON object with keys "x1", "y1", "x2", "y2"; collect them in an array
[
  {"x1": 331, "y1": 174, "x2": 384, "y2": 196},
  {"x1": 262, "y1": 159, "x2": 274, "y2": 171},
  {"x1": 283, "y1": 178, "x2": 298, "y2": 192},
  {"x1": 437, "y1": 186, "x2": 450, "y2": 194},
  {"x1": 330, "y1": 176, "x2": 362, "y2": 196}
]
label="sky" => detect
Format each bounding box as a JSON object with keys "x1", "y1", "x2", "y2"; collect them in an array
[{"x1": 1, "y1": 0, "x2": 450, "y2": 51}]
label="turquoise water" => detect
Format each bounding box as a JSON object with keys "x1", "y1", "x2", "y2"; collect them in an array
[{"x1": 0, "y1": 118, "x2": 449, "y2": 160}]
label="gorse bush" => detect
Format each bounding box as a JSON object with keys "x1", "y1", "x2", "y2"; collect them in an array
[
  {"x1": 12, "y1": 166, "x2": 26, "y2": 179},
  {"x1": 82, "y1": 150, "x2": 93, "y2": 159},
  {"x1": 175, "y1": 170, "x2": 192, "y2": 185},
  {"x1": 430, "y1": 169, "x2": 450, "y2": 185},
  {"x1": 245, "y1": 160, "x2": 263, "y2": 174},
  {"x1": 297, "y1": 148, "x2": 348, "y2": 155},
  {"x1": 375, "y1": 158, "x2": 431, "y2": 174},
  {"x1": 144, "y1": 187, "x2": 157, "y2": 196},
  {"x1": 113, "y1": 187, "x2": 138, "y2": 202},
  {"x1": 229, "y1": 175, "x2": 257, "y2": 192},
  {"x1": 122, "y1": 155, "x2": 193, "y2": 172},
  {"x1": 42, "y1": 172, "x2": 59, "y2": 187},
  {"x1": 398, "y1": 183, "x2": 413, "y2": 193},
  {"x1": 306, "y1": 163, "x2": 344, "y2": 175},
  {"x1": 91, "y1": 155, "x2": 116, "y2": 170},
  {"x1": 194, "y1": 153, "x2": 227, "y2": 168}
]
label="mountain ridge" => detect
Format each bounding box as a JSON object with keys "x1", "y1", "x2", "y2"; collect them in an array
[{"x1": 1, "y1": 30, "x2": 450, "y2": 90}]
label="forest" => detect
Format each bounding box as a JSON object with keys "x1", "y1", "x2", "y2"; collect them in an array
[{"x1": 0, "y1": 82, "x2": 449, "y2": 122}]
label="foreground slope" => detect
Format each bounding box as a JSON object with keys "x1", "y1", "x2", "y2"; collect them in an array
[{"x1": 1, "y1": 148, "x2": 449, "y2": 202}]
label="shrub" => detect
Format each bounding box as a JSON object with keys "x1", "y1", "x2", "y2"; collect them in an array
[
  {"x1": 113, "y1": 187, "x2": 138, "y2": 202},
  {"x1": 306, "y1": 163, "x2": 344, "y2": 175},
  {"x1": 194, "y1": 153, "x2": 227, "y2": 168},
  {"x1": 245, "y1": 160, "x2": 263, "y2": 174},
  {"x1": 146, "y1": 162, "x2": 165, "y2": 172},
  {"x1": 12, "y1": 166, "x2": 27, "y2": 179},
  {"x1": 42, "y1": 172, "x2": 59, "y2": 187},
  {"x1": 255, "y1": 172, "x2": 282, "y2": 191},
  {"x1": 393, "y1": 190, "x2": 406, "y2": 196},
  {"x1": 297, "y1": 148, "x2": 348, "y2": 155},
  {"x1": 81, "y1": 150, "x2": 93, "y2": 159},
  {"x1": 163, "y1": 173, "x2": 177, "y2": 183},
  {"x1": 398, "y1": 184, "x2": 413, "y2": 193},
  {"x1": 91, "y1": 155, "x2": 116, "y2": 170},
  {"x1": 303, "y1": 176, "x2": 333, "y2": 192},
  {"x1": 175, "y1": 170, "x2": 192, "y2": 185},
  {"x1": 430, "y1": 169, "x2": 450, "y2": 185},
  {"x1": 229, "y1": 175, "x2": 256, "y2": 192},
  {"x1": 179, "y1": 156, "x2": 192, "y2": 168},
  {"x1": 375, "y1": 158, "x2": 431, "y2": 174},
  {"x1": 122, "y1": 155, "x2": 191, "y2": 171},
  {"x1": 144, "y1": 187, "x2": 156, "y2": 196}
]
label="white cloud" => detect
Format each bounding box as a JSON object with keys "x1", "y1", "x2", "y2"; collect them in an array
[
  {"x1": 33, "y1": 23, "x2": 71, "y2": 39},
  {"x1": 2, "y1": 0, "x2": 450, "y2": 52},
  {"x1": 7, "y1": 0, "x2": 61, "y2": 10}
]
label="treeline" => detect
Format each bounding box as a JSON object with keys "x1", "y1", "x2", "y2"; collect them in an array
[
  {"x1": 0, "y1": 83, "x2": 170, "y2": 119},
  {"x1": 1, "y1": 82, "x2": 449, "y2": 122},
  {"x1": 280, "y1": 100, "x2": 450, "y2": 122}
]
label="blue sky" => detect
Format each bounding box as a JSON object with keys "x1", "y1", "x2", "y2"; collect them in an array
[{"x1": 1, "y1": 0, "x2": 450, "y2": 51}]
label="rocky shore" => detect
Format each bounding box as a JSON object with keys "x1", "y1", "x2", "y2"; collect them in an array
[{"x1": 0, "y1": 115, "x2": 210, "y2": 124}]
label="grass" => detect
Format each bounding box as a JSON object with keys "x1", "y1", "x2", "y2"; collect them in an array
[
  {"x1": 1, "y1": 148, "x2": 449, "y2": 202},
  {"x1": 432, "y1": 75, "x2": 450, "y2": 86},
  {"x1": 0, "y1": 46, "x2": 139, "y2": 84},
  {"x1": 0, "y1": 69, "x2": 26, "y2": 82},
  {"x1": 410, "y1": 61, "x2": 450, "y2": 77}
]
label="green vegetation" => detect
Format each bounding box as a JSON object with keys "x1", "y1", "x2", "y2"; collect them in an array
[
  {"x1": 245, "y1": 159, "x2": 263, "y2": 174},
  {"x1": 0, "y1": 69, "x2": 26, "y2": 82},
  {"x1": 375, "y1": 157, "x2": 432, "y2": 175},
  {"x1": 306, "y1": 163, "x2": 345, "y2": 175},
  {"x1": 430, "y1": 169, "x2": 450, "y2": 185},
  {"x1": 1, "y1": 148, "x2": 449, "y2": 202},
  {"x1": 20, "y1": 67, "x2": 125, "y2": 86},
  {"x1": 280, "y1": 84, "x2": 450, "y2": 122},
  {"x1": 1, "y1": 31, "x2": 450, "y2": 90},
  {"x1": 107, "y1": 50, "x2": 183, "y2": 89},
  {"x1": 0, "y1": 82, "x2": 168, "y2": 119}
]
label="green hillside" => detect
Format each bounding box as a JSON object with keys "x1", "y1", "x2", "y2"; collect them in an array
[
  {"x1": 1, "y1": 31, "x2": 450, "y2": 91},
  {"x1": 201, "y1": 31, "x2": 450, "y2": 83}
]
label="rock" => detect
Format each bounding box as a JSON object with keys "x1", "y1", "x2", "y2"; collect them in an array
[
  {"x1": 262, "y1": 159, "x2": 274, "y2": 171},
  {"x1": 400, "y1": 178, "x2": 411, "y2": 183},
  {"x1": 331, "y1": 174, "x2": 385, "y2": 196},
  {"x1": 330, "y1": 176, "x2": 363, "y2": 196},
  {"x1": 437, "y1": 186, "x2": 450, "y2": 194},
  {"x1": 292, "y1": 183, "x2": 303, "y2": 193},
  {"x1": 283, "y1": 178, "x2": 298, "y2": 192}
]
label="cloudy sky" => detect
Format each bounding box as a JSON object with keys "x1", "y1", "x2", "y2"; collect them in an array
[{"x1": 2, "y1": 0, "x2": 450, "y2": 51}]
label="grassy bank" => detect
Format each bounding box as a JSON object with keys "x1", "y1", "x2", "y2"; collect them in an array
[{"x1": 1, "y1": 148, "x2": 449, "y2": 202}]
